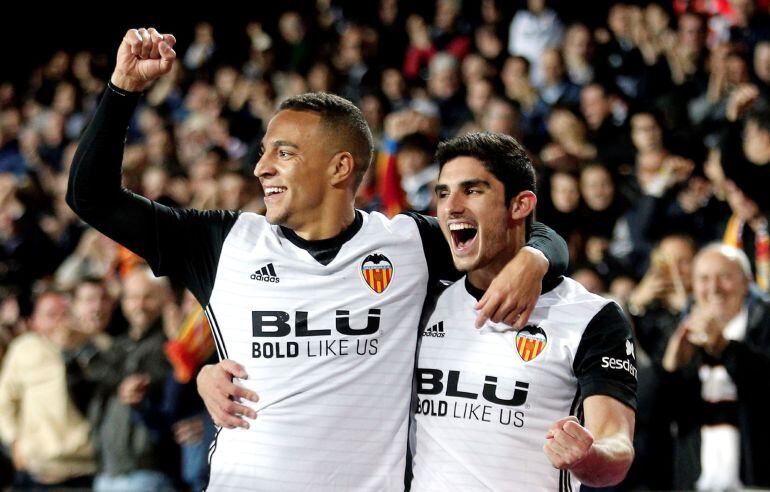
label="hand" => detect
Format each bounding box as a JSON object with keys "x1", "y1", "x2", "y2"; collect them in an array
[
  {"x1": 197, "y1": 360, "x2": 259, "y2": 429},
  {"x1": 683, "y1": 305, "x2": 729, "y2": 357},
  {"x1": 661, "y1": 323, "x2": 696, "y2": 372},
  {"x1": 726, "y1": 84, "x2": 760, "y2": 122},
  {"x1": 118, "y1": 374, "x2": 151, "y2": 406},
  {"x1": 111, "y1": 27, "x2": 177, "y2": 92},
  {"x1": 173, "y1": 416, "x2": 205, "y2": 445},
  {"x1": 544, "y1": 416, "x2": 594, "y2": 470},
  {"x1": 474, "y1": 246, "x2": 547, "y2": 329},
  {"x1": 628, "y1": 269, "x2": 667, "y2": 311},
  {"x1": 384, "y1": 110, "x2": 421, "y2": 141},
  {"x1": 406, "y1": 15, "x2": 431, "y2": 49},
  {"x1": 661, "y1": 155, "x2": 694, "y2": 186}
]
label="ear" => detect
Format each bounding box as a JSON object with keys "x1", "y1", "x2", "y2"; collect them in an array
[
  {"x1": 329, "y1": 151, "x2": 356, "y2": 187},
  {"x1": 509, "y1": 190, "x2": 537, "y2": 221}
]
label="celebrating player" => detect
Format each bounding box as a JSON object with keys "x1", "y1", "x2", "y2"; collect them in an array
[
  {"x1": 67, "y1": 28, "x2": 568, "y2": 489},
  {"x1": 410, "y1": 132, "x2": 636, "y2": 490}
]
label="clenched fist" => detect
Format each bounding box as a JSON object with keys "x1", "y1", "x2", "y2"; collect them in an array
[
  {"x1": 543, "y1": 416, "x2": 595, "y2": 470},
  {"x1": 110, "y1": 27, "x2": 177, "y2": 92}
]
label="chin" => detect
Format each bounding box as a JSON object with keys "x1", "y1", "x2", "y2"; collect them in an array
[
  {"x1": 264, "y1": 208, "x2": 286, "y2": 226},
  {"x1": 452, "y1": 256, "x2": 478, "y2": 273}
]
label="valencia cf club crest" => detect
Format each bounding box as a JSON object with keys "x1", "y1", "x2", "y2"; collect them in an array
[
  {"x1": 361, "y1": 253, "x2": 394, "y2": 294},
  {"x1": 515, "y1": 325, "x2": 547, "y2": 362}
]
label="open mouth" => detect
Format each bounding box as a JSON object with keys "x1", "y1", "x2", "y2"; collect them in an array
[
  {"x1": 449, "y1": 222, "x2": 478, "y2": 252},
  {"x1": 264, "y1": 186, "x2": 287, "y2": 199}
]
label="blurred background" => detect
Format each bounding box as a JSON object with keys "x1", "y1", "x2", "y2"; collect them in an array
[{"x1": 2, "y1": 0, "x2": 770, "y2": 490}]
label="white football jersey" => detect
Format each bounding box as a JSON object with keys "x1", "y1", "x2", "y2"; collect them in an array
[
  {"x1": 204, "y1": 211, "x2": 428, "y2": 490},
  {"x1": 411, "y1": 277, "x2": 637, "y2": 492}
]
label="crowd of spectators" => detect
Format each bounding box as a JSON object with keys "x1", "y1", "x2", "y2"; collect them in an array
[{"x1": 1, "y1": 0, "x2": 770, "y2": 490}]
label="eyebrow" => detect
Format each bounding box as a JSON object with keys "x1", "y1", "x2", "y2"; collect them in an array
[
  {"x1": 260, "y1": 139, "x2": 300, "y2": 151},
  {"x1": 434, "y1": 179, "x2": 492, "y2": 194}
]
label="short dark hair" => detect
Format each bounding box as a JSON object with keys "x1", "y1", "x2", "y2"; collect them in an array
[
  {"x1": 435, "y1": 132, "x2": 536, "y2": 229},
  {"x1": 279, "y1": 92, "x2": 374, "y2": 188},
  {"x1": 435, "y1": 132, "x2": 536, "y2": 201}
]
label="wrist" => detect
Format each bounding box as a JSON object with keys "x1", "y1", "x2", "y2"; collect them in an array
[
  {"x1": 569, "y1": 444, "x2": 596, "y2": 475},
  {"x1": 109, "y1": 72, "x2": 147, "y2": 93},
  {"x1": 520, "y1": 246, "x2": 549, "y2": 275}
]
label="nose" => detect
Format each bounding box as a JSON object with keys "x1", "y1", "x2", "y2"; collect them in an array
[
  {"x1": 703, "y1": 275, "x2": 719, "y2": 298},
  {"x1": 254, "y1": 153, "x2": 274, "y2": 180},
  {"x1": 442, "y1": 190, "x2": 466, "y2": 217}
]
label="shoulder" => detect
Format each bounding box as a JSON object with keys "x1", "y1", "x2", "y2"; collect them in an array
[
  {"x1": 539, "y1": 277, "x2": 613, "y2": 315},
  {"x1": 7, "y1": 332, "x2": 45, "y2": 352},
  {"x1": 364, "y1": 210, "x2": 425, "y2": 239},
  {"x1": 226, "y1": 212, "x2": 273, "y2": 238},
  {"x1": 2, "y1": 332, "x2": 53, "y2": 369}
]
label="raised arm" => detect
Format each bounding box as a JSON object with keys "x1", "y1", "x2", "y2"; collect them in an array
[
  {"x1": 67, "y1": 29, "x2": 237, "y2": 304},
  {"x1": 66, "y1": 28, "x2": 178, "y2": 267}
]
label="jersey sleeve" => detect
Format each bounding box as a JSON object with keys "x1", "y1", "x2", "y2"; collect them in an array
[
  {"x1": 66, "y1": 83, "x2": 238, "y2": 305},
  {"x1": 402, "y1": 212, "x2": 568, "y2": 286},
  {"x1": 573, "y1": 302, "x2": 638, "y2": 410},
  {"x1": 400, "y1": 212, "x2": 457, "y2": 286}
]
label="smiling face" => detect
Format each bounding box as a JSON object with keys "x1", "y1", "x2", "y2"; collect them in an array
[
  {"x1": 254, "y1": 109, "x2": 336, "y2": 232},
  {"x1": 436, "y1": 156, "x2": 533, "y2": 276},
  {"x1": 693, "y1": 248, "x2": 749, "y2": 322}
]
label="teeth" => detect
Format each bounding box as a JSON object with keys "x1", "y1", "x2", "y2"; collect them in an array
[
  {"x1": 264, "y1": 187, "x2": 286, "y2": 196},
  {"x1": 449, "y1": 223, "x2": 475, "y2": 231}
]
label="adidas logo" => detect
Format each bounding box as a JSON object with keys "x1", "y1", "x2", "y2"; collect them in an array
[
  {"x1": 423, "y1": 321, "x2": 445, "y2": 338},
  {"x1": 250, "y1": 263, "x2": 280, "y2": 283}
]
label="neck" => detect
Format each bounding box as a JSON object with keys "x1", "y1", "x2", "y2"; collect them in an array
[{"x1": 293, "y1": 196, "x2": 356, "y2": 241}]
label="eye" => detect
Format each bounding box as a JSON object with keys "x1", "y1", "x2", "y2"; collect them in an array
[
  {"x1": 278, "y1": 150, "x2": 293, "y2": 158},
  {"x1": 435, "y1": 189, "x2": 449, "y2": 199},
  {"x1": 466, "y1": 188, "x2": 481, "y2": 195}
]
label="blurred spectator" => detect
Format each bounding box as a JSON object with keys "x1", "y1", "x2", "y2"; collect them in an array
[
  {"x1": 394, "y1": 133, "x2": 438, "y2": 214},
  {"x1": 563, "y1": 23, "x2": 598, "y2": 86},
  {"x1": 427, "y1": 52, "x2": 472, "y2": 138},
  {"x1": 90, "y1": 267, "x2": 175, "y2": 491},
  {"x1": 0, "y1": 290, "x2": 96, "y2": 488},
  {"x1": 596, "y1": 3, "x2": 647, "y2": 99},
  {"x1": 183, "y1": 22, "x2": 216, "y2": 73},
  {"x1": 275, "y1": 11, "x2": 313, "y2": 73},
  {"x1": 538, "y1": 169, "x2": 582, "y2": 257},
  {"x1": 662, "y1": 244, "x2": 770, "y2": 489},
  {"x1": 71, "y1": 276, "x2": 121, "y2": 337},
  {"x1": 534, "y1": 48, "x2": 581, "y2": 117},
  {"x1": 541, "y1": 106, "x2": 597, "y2": 169},
  {"x1": 622, "y1": 234, "x2": 696, "y2": 491},
  {"x1": 579, "y1": 82, "x2": 630, "y2": 166},
  {"x1": 508, "y1": 0, "x2": 564, "y2": 84}
]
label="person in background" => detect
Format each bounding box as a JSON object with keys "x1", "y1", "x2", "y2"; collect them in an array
[{"x1": 0, "y1": 290, "x2": 96, "y2": 489}]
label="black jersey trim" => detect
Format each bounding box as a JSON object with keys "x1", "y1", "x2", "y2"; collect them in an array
[
  {"x1": 278, "y1": 210, "x2": 363, "y2": 266},
  {"x1": 205, "y1": 304, "x2": 229, "y2": 360},
  {"x1": 203, "y1": 426, "x2": 223, "y2": 491}
]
